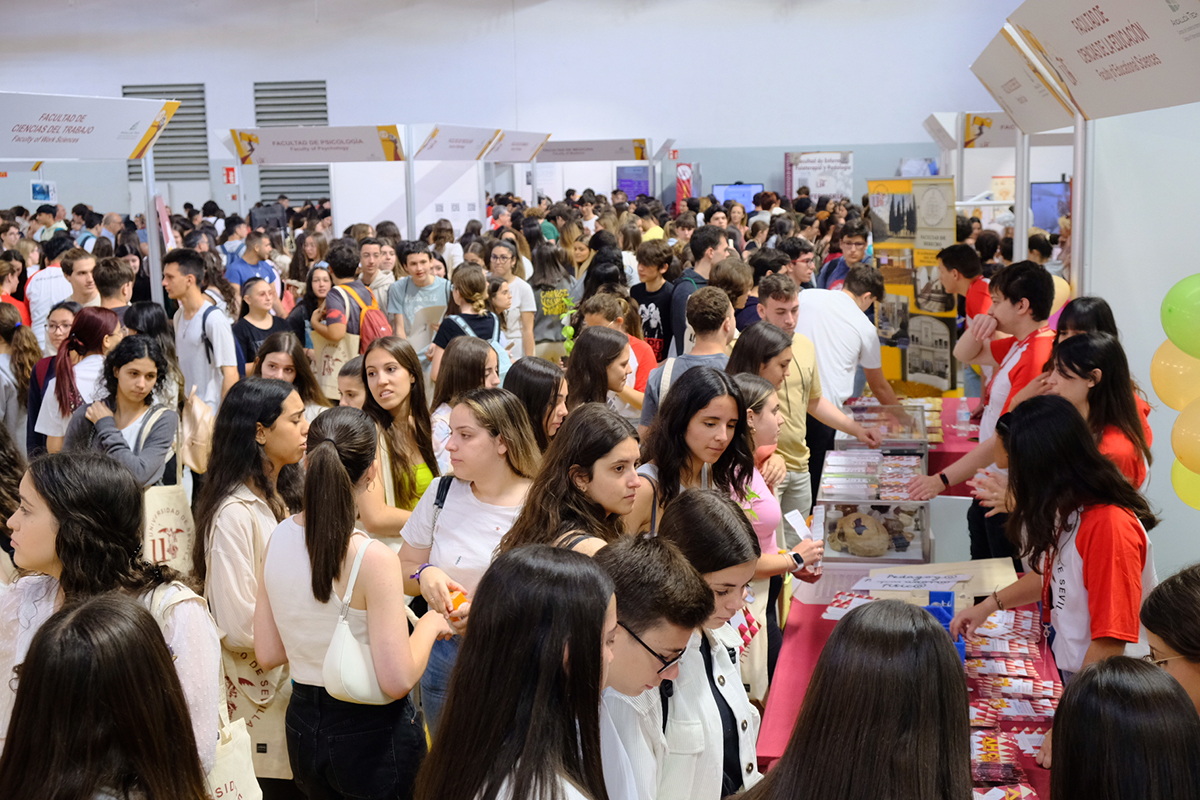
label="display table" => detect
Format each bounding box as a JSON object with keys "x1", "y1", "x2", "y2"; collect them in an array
[
  {"x1": 758, "y1": 597, "x2": 1054, "y2": 798},
  {"x1": 928, "y1": 397, "x2": 980, "y2": 498}
]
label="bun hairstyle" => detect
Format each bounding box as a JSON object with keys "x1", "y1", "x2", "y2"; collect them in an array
[{"x1": 451, "y1": 263, "x2": 489, "y2": 314}]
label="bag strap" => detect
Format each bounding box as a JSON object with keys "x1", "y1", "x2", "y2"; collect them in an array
[
  {"x1": 490, "y1": 314, "x2": 501, "y2": 343},
  {"x1": 199, "y1": 305, "x2": 217, "y2": 364},
  {"x1": 660, "y1": 358, "x2": 678, "y2": 397},
  {"x1": 136, "y1": 404, "x2": 170, "y2": 453},
  {"x1": 430, "y1": 476, "x2": 453, "y2": 533},
  {"x1": 449, "y1": 315, "x2": 475, "y2": 338},
  {"x1": 341, "y1": 285, "x2": 377, "y2": 312},
  {"x1": 337, "y1": 534, "x2": 374, "y2": 619}
]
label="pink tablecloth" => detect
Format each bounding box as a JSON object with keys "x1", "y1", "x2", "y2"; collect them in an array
[
  {"x1": 929, "y1": 397, "x2": 980, "y2": 498},
  {"x1": 758, "y1": 597, "x2": 1054, "y2": 798}
]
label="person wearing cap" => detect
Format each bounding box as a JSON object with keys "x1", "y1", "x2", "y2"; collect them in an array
[
  {"x1": 635, "y1": 207, "x2": 664, "y2": 241},
  {"x1": 32, "y1": 205, "x2": 67, "y2": 243}
]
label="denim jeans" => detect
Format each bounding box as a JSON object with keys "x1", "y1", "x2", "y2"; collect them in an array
[
  {"x1": 418, "y1": 635, "x2": 460, "y2": 739},
  {"x1": 285, "y1": 682, "x2": 426, "y2": 800}
]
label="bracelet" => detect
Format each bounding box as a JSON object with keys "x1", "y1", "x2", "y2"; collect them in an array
[
  {"x1": 410, "y1": 563, "x2": 433, "y2": 582},
  {"x1": 992, "y1": 590, "x2": 1005, "y2": 612},
  {"x1": 938, "y1": 472, "x2": 950, "y2": 489}
]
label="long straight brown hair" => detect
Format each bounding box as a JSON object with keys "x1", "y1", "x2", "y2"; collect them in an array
[
  {"x1": 0, "y1": 593, "x2": 209, "y2": 800},
  {"x1": 361, "y1": 336, "x2": 439, "y2": 509},
  {"x1": 742, "y1": 600, "x2": 972, "y2": 800},
  {"x1": 303, "y1": 406, "x2": 377, "y2": 602}
]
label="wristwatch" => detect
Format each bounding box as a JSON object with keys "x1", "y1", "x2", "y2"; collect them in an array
[{"x1": 789, "y1": 551, "x2": 806, "y2": 572}]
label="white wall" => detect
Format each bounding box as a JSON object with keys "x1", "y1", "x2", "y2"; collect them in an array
[
  {"x1": 0, "y1": 0, "x2": 1021, "y2": 213},
  {"x1": 1090, "y1": 103, "x2": 1200, "y2": 579},
  {"x1": 960, "y1": 145, "x2": 1075, "y2": 199}
]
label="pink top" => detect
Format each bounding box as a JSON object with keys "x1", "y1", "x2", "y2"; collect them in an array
[{"x1": 744, "y1": 468, "x2": 782, "y2": 556}]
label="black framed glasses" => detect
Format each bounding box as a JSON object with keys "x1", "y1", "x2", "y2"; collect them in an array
[{"x1": 619, "y1": 621, "x2": 685, "y2": 674}]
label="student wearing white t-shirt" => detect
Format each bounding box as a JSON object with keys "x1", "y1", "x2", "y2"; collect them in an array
[
  {"x1": 163, "y1": 249, "x2": 238, "y2": 413},
  {"x1": 35, "y1": 306, "x2": 122, "y2": 452},
  {"x1": 398, "y1": 387, "x2": 539, "y2": 734},
  {"x1": 413, "y1": 544, "x2": 617, "y2": 800},
  {"x1": 595, "y1": 532, "x2": 716, "y2": 800},
  {"x1": 489, "y1": 240, "x2": 536, "y2": 359},
  {"x1": 795, "y1": 265, "x2": 900, "y2": 496},
  {"x1": 952, "y1": 396, "x2": 1158, "y2": 767}
]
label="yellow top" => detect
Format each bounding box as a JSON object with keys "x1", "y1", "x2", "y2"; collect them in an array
[{"x1": 776, "y1": 333, "x2": 823, "y2": 473}]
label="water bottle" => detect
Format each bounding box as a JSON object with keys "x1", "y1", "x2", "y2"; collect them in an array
[{"x1": 956, "y1": 401, "x2": 970, "y2": 436}]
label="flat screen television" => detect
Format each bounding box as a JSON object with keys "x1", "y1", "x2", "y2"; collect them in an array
[
  {"x1": 712, "y1": 183, "x2": 764, "y2": 209},
  {"x1": 1030, "y1": 182, "x2": 1071, "y2": 234}
]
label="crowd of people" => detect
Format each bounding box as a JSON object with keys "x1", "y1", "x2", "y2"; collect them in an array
[{"x1": 0, "y1": 188, "x2": 1195, "y2": 800}]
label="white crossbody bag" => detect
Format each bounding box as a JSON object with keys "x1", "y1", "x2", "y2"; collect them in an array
[{"x1": 323, "y1": 537, "x2": 392, "y2": 705}]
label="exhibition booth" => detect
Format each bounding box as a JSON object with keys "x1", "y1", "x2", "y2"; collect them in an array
[{"x1": 757, "y1": 1, "x2": 1200, "y2": 792}]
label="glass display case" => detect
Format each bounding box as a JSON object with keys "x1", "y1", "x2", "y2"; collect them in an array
[{"x1": 834, "y1": 402, "x2": 931, "y2": 468}]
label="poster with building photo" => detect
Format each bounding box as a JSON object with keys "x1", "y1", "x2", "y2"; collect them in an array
[
  {"x1": 911, "y1": 248, "x2": 957, "y2": 315},
  {"x1": 905, "y1": 315, "x2": 956, "y2": 391},
  {"x1": 875, "y1": 246, "x2": 914, "y2": 348},
  {"x1": 867, "y1": 179, "x2": 916, "y2": 244},
  {"x1": 785, "y1": 151, "x2": 853, "y2": 201}
]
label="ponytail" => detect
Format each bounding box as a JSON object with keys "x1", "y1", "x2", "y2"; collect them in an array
[
  {"x1": 53, "y1": 306, "x2": 119, "y2": 417},
  {"x1": 302, "y1": 407, "x2": 378, "y2": 603},
  {"x1": 0, "y1": 305, "x2": 37, "y2": 410}
]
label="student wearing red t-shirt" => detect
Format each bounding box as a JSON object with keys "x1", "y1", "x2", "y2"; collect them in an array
[
  {"x1": 938, "y1": 243, "x2": 993, "y2": 403},
  {"x1": 909, "y1": 261, "x2": 1056, "y2": 562},
  {"x1": 951, "y1": 396, "x2": 1158, "y2": 765}
]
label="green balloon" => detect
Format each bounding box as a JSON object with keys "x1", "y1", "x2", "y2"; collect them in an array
[{"x1": 1162, "y1": 273, "x2": 1200, "y2": 359}]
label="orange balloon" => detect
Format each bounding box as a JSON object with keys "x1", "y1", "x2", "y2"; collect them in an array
[
  {"x1": 1172, "y1": 399, "x2": 1200, "y2": 475},
  {"x1": 1152, "y1": 340, "x2": 1200, "y2": 411}
]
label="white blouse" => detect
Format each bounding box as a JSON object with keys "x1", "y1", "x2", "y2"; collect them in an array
[{"x1": 0, "y1": 575, "x2": 221, "y2": 772}]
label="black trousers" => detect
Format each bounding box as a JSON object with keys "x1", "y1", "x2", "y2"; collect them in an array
[
  {"x1": 286, "y1": 682, "x2": 426, "y2": 800},
  {"x1": 805, "y1": 414, "x2": 838, "y2": 501},
  {"x1": 967, "y1": 499, "x2": 1022, "y2": 572}
]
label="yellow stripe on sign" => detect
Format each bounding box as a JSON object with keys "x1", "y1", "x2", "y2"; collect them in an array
[
  {"x1": 530, "y1": 136, "x2": 549, "y2": 161},
  {"x1": 867, "y1": 179, "x2": 913, "y2": 195},
  {"x1": 128, "y1": 101, "x2": 180, "y2": 160},
  {"x1": 633, "y1": 139, "x2": 647, "y2": 160},
  {"x1": 376, "y1": 125, "x2": 404, "y2": 161},
  {"x1": 31, "y1": 162, "x2": 42, "y2": 171},
  {"x1": 475, "y1": 130, "x2": 502, "y2": 160}
]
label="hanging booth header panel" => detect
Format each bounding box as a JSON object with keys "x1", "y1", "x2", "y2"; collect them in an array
[
  {"x1": 228, "y1": 125, "x2": 404, "y2": 164},
  {"x1": 1, "y1": 91, "x2": 178, "y2": 160}
]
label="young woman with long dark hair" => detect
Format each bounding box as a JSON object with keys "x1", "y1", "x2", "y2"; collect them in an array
[
  {"x1": 951, "y1": 395, "x2": 1159, "y2": 762},
  {"x1": 399, "y1": 388, "x2": 539, "y2": 733},
  {"x1": 741, "y1": 600, "x2": 972, "y2": 800},
  {"x1": 34, "y1": 305, "x2": 122, "y2": 452},
  {"x1": 529, "y1": 242, "x2": 575, "y2": 363},
  {"x1": 414, "y1": 545, "x2": 617, "y2": 800},
  {"x1": 499, "y1": 403, "x2": 640, "y2": 556},
  {"x1": 359, "y1": 337, "x2": 440, "y2": 542},
  {"x1": 0, "y1": 593, "x2": 211, "y2": 800},
  {"x1": 287, "y1": 264, "x2": 333, "y2": 352},
  {"x1": 256, "y1": 407, "x2": 451, "y2": 799},
  {"x1": 24, "y1": 299, "x2": 79, "y2": 456},
  {"x1": 565, "y1": 326, "x2": 634, "y2": 411},
  {"x1": 656, "y1": 490, "x2": 763, "y2": 799},
  {"x1": 250, "y1": 331, "x2": 333, "y2": 422},
  {"x1": 503, "y1": 356, "x2": 568, "y2": 452},
  {"x1": 725, "y1": 321, "x2": 794, "y2": 388},
  {"x1": 0, "y1": 424, "x2": 23, "y2": 581},
  {"x1": 63, "y1": 335, "x2": 177, "y2": 488},
  {"x1": 428, "y1": 336, "x2": 500, "y2": 473},
  {"x1": 627, "y1": 366, "x2": 754, "y2": 535},
  {"x1": 1050, "y1": 656, "x2": 1200, "y2": 800},
  {"x1": 193, "y1": 378, "x2": 308, "y2": 785},
  {"x1": 0, "y1": 452, "x2": 221, "y2": 771}
]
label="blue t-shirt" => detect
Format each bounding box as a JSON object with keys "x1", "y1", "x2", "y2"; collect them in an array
[{"x1": 225, "y1": 257, "x2": 276, "y2": 288}]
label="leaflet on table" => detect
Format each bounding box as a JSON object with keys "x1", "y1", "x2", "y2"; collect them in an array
[
  {"x1": 970, "y1": 730, "x2": 1027, "y2": 783},
  {"x1": 821, "y1": 591, "x2": 876, "y2": 621},
  {"x1": 972, "y1": 786, "x2": 1040, "y2": 800},
  {"x1": 1012, "y1": 727, "x2": 1048, "y2": 757},
  {"x1": 965, "y1": 637, "x2": 1033, "y2": 657},
  {"x1": 852, "y1": 573, "x2": 970, "y2": 592},
  {"x1": 966, "y1": 658, "x2": 1040, "y2": 678},
  {"x1": 977, "y1": 608, "x2": 1040, "y2": 641},
  {"x1": 985, "y1": 697, "x2": 1057, "y2": 721}
]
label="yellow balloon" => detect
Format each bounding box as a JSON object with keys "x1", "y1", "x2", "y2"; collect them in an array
[
  {"x1": 1151, "y1": 340, "x2": 1200, "y2": 411},
  {"x1": 1173, "y1": 399, "x2": 1200, "y2": 474},
  {"x1": 1172, "y1": 459, "x2": 1200, "y2": 511}
]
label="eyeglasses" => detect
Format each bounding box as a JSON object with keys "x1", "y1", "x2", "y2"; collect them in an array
[
  {"x1": 842, "y1": 240, "x2": 867, "y2": 249},
  {"x1": 491, "y1": 253, "x2": 513, "y2": 262},
  {"x1": 1143, "y1": 653, "x2": 1189, "y2": 668},
  {"x1": 47, "y1": 322, "x2": 72, "y2": 333},
  {"x1": 619, "y1": 621, "x2": 684, "y2": 674}
]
